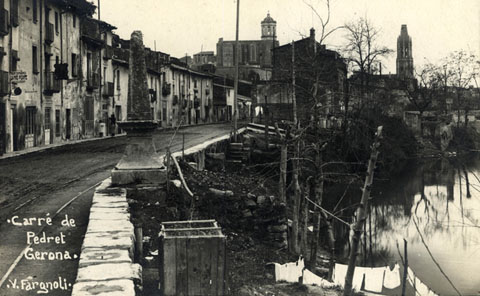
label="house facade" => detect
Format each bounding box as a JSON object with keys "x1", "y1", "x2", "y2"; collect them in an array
[{"x1": 256, "y1": 28, "x2": 347, "y2": 123}]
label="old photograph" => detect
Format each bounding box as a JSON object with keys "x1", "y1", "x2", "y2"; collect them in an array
[{"x1": 0, "y1": 0, "x2": 479, "y2": 295}]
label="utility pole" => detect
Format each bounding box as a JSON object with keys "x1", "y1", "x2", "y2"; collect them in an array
[
  {"x1": 292, "y1": 41, "x2": 297, "y2": 125},
  {"x1": 233, "y1": 0, "x2": 240, "y2": 141}
]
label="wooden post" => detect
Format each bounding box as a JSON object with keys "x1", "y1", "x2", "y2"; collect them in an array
[
  {"x1": 182, "y1": 132, "x2": 185, "y2": 160},
  {"x1": 134, "y1": 226, "x2": 143, "y2": 263},
  {"x1": 166, "y1": 147, "x2": 171, "y2": 193},
  {"x1": 233, "y1": 0, "x2": 240, "y2": 142},
  {"x1": 401, "y1": 239, "x2": 408, "y2": 296},
  {"x1": 343, "y1": 126, "x2": 383, "y2": 296}
]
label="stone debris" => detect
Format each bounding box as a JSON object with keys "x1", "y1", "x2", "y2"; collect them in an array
[{"x1": 209, "y1": 187, "x2": 234, "y2": 197}]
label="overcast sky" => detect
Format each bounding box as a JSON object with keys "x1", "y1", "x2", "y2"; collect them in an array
[{"x1": 97, "y1": 0, "x2": 480, "y2": 74}]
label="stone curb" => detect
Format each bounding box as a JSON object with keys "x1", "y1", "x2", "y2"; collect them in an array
[{"x1": 71, "y1": 178, "x2": 141, "y2": 296}]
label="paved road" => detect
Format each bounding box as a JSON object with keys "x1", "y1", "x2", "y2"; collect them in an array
[{"x1": 0, "y1": 123, "x2": 233, "y2": 295}]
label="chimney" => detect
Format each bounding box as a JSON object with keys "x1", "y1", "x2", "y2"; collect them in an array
[
  {"x1": 310, "y1": 28, "x2": 316, "y2": 53},
  {"x1": 379, "y1": 63, "x2": 382, "y2": 75}
]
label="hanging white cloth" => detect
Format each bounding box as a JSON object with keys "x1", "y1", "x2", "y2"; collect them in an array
[
  {"x1": 333, "y1": 263, "x2": 348, "y2": 287},
  {"x1": 274, "y1": 257, "x2": 304, "y2": 283},
  {"x1": 333, "y1": 264, "x2": 364, "y2": 291},
  {"x1": 384, "y1": 264, "x2": 401, "y2": 289},
  {"x1": 364, "y1": 267, "x2": 385, "y2": 293},
  {"x1": 352, "y1": 267, "x2": 366, "y2": 291},
  {"x1": 416, "y1": 279, "x2": 429, "y2": 296},
  {"x1": 302, "y1": 269, "x2": 337, "y2": 288}
]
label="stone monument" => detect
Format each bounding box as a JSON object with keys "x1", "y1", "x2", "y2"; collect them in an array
[{"x1": 111, "y1": 31, "x2": 165, "y2": 185}]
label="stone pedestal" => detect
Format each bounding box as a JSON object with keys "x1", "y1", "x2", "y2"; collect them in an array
[{"x1": 111, "y1": 120, "x2": 166, "y2": 185}]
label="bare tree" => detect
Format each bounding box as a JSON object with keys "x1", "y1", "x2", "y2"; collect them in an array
[
  {"x1": 441, "y1": 50, "x2": 478, "y2": 127},
  {"x1": 343, "y1": 18, "x2": 393, "y2": 111},
  {"x1": 403, "y1": 63, "x2": 442, "y2": 135},
  {"x1": 343, "y1": 126, "x2": 383, "y2": 296}
]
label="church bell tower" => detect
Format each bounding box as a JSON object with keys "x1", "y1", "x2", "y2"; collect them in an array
[
  {"x1": 396, "y1": 24, "x2": 414, "y2": 79},
  {"x1": 261, "y1": 12, "x2": 276, "y2": 40}
]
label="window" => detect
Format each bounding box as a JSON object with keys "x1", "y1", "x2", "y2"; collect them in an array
[
  {"x1": 103, "y1": 66, "x2": 107, "y2": 84},
  {"x1": 10, "y1": 51, "x2": 18, "y2": 72},
  {"x1": 32, "y1": 0, "x2": 37, "y2": 23},
  {"x1": 86, "y1": 52, "x2": 92, "y2": 80},
  {"x1": 151, "y1": 108, "x2": 154, "y2": 120},
  {"x1": 32, "y1": 46, "x2": 38, "y2": 74},
  {"x1": 54, "y1": 11, "x2": 59, "y2": 33},
  {"x1": 26, "y1": 107, "x2": 36, "y2": 135},
  {"x1": 71, "y1": 53, "x2": 77, "y2": 77},
  {"x1": 250, "y1": 44, "x2": 256, "y2": 62},
  {"x1": 72, "y1": 15, "x2": 76, "y2": 28},
  {"x1": 116, "y1": 70, "x2": 120, "y2": 90},
  {"x1": 44, "y1": 107, "x2": 51, "y2": 129},
  {"x1": 55, "y1": 109, "x2": 60, "y2": 137},
  {"x1": 162, "y1": 101, "x2": 167, "y2": 121}
]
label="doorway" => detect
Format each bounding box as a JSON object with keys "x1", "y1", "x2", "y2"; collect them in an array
[{"x1": 66, "y1": 108, "x2": 71, "y2": 140}]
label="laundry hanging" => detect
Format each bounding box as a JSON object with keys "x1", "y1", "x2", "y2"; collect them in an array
[
  {"x1": 383, "y1": 264, "x2": 401, "y2": 289},
  {"x1": 302, "y1": 269, "x2": 337, "y2": 288},
  {"x1": 364, "y1": 267, "x2": 385, "y2": 293},
  {"x1": 274, "y1": 257, "x2": 304, "y2": 283},
  {"x1": 333, "y1": 263, "x2": 364, "y2": 292},
  {"x1": 333, "y1": 263, "x2": 348, "y2": 287},
  {"x1": 352, "y1": 267, "x2": 366, "y2": 291}
]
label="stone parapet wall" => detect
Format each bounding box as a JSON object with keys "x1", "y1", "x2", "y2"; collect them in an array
[{"x1": 71, "y1": 178, "x2": 142, "y2": 296}]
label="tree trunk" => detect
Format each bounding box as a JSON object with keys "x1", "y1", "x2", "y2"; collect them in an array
[
  {"x1": 299, "y1": 181, "x2": 310, "y2": 255},
  {"x1": 321, "y1": 212, "x2": 336, "y2": 282},
  {"x1": 343, "y1": 126, "x2": 383, "y2": 296},
  {"x1": 279, "y1": 143, "x2": 287, "y2": 204},
  {"x1": 309, "y1": 150, "x2": 324, "y2": 268},
  {"x1": 290, "y1": 141, "x2": 301, "y2": 254}
]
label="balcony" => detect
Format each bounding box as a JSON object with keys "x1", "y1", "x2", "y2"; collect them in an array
[
  {"x1": 113, "y1": 47, "x2": 129, "y2": 63},
  {"x1": 81, "y1": 18, "x2": 103, "y2": 47},
  {"x1": 103, "y1": 45, "x2": 113, "y2": 60},
  {"x1": 149, "y1": 88, "x2": 156, "y2": 102},
  {"x1": 87, "y1": 73, "x2": 100, "y2": 91},
  {"x1": 45, "y1": 23, "x2": 54, "y2": 45},
  {"x1": 102, "y1": 81, "x2": 114, "y2": 97},
  {"x1": 44, "y1": 71, "x2": 61, "y2": 94},
  {"x1": 10, "y1": 1, "x2": 18, "y2": 27},
  {"x1": 0, "y1": 71, "x2": 8, "y2": 96},
  {"x1": 0, "y1": 9, "x2": 9, "y2": 36},
  {"x1": 162, "y1": 83, "x2": 171, "y2": 96}
]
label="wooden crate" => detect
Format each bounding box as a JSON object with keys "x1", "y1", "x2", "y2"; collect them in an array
[{"x1": 159, "y1": 220, "x2": 226, "y2": 296}]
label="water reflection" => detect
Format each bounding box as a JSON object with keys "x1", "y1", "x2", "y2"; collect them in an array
[{"x1": 334, "y1": 156, "x2": 480, "y2": 295}]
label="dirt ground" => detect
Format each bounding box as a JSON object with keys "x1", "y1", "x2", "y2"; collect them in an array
[{"x1": 133, "y1": 159, "x2": 348, "y2": 296}]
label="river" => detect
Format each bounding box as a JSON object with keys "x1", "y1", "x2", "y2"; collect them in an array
[{"x1": 332, "y1": 155, "x2": 480, "y2": 295}]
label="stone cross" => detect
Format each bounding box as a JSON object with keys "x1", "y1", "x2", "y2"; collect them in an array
[{"x1": 111, "y1": 31, "x2": 165, "y2": 185}]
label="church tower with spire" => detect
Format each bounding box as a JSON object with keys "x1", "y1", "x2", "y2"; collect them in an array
[
  {"x1": 261, "y1": 12, "x2": 276, "y2": 40},
  {"x1": 396, "y1": 24, "x2": 414, "y2": 79}
]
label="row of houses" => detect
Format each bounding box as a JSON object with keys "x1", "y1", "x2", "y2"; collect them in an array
[{"x1": 0, "y1": 0, "x2": 253, "y2": 155}]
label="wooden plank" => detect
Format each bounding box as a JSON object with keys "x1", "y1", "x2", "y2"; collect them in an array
[
  {"x1": 163, "y1": 227, "x2": 221, "y2": 232},
  {"x1": 176, "y1": 238, "x2": 188, "y2": 296},
  {"x1": 187, "y1": 238, "x2": 204, "y2": 294},
  {"x1": 217, "y1": 237, "x2": 226, "y2": 295},
  {"x1": 162, "y1": 219, "x2": 216, "y2": 225},
  {"x1": 209, "y1": 237, "x2": 219, "y2": 296},
  {"x1": 162, "y1": 237, "x2": 177, "y2": 296}
]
